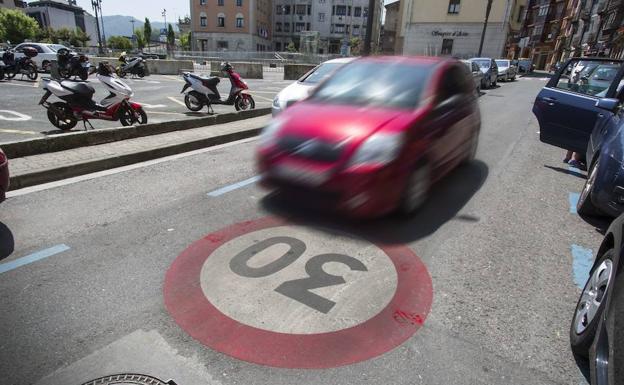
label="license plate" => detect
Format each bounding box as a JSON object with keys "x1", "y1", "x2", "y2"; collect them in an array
[{"x1": 271, "y1": 163, "x2": 329, "y2": 186}]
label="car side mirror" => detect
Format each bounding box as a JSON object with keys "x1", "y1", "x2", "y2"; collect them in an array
[{"x1": 596, "y1": 98, "x2": 620, "y2": 112}]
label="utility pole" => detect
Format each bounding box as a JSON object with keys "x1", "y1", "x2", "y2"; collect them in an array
[
  {"x1": 91, "y1": 0, "x2": 103, "y2": 54},
  {"x1": 99, "y1": 0, "x2": 106, "y2": 49},
  {"x1": 363, "y1": 0, "x2": 375, "y2": 55},
  {"x1": 478, "y1": 0, "x2": 493, "y2": 56},
  {"x1": 162, "y1": 9, "x2": 168, "y2": 54},
  {"x1": 130, "y1": 19, "x2": 136, "y2": 49}
]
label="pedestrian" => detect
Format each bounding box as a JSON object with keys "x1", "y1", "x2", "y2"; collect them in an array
[{"x1": 564, "y1": 150, "x2": 584, "y2": 169}]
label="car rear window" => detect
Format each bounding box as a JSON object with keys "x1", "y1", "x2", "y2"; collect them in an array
[
  {"x1": 308, "y1": 60, "x2": 434, "y2": 109},
  {"x1": 554, "y1": 59, "x2": 622, "y2": 97},
  {"x1": 300, "y1": 62, "x2": 342, "y2": 84},
  {"x1": 495, "y1": 60, "x2": 509, "y2": 67}
]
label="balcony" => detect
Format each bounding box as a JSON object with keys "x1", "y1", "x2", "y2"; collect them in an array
[{"x1": 580, "y1": 10, "x2": 590, "y2": 20}]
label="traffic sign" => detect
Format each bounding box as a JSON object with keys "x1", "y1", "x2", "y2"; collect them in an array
[{"x1": 164, "y1": 216, "x2": 432, "y2": 368}]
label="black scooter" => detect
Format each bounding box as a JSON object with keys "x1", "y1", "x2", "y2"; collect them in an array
[
  {"x1": 2, "y1": 46, "x2": 38, "y2": 80},
  {"x1": 57, "y1": 48, "x2": 91, "y2": 81}
]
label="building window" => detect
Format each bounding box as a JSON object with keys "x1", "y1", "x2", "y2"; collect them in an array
[
  {"x1": 538, "y1": 5, "x2": 549, "y2": 16},
  {"x1": 199, "y1": 0, "x2": 206, "y2": 5},
  {"x1": 447, "y1": 0, "x2": 460, "y2": 14},
  {"x1": 275, "y1": 42, "x2": 282, "y2": 50},
  {"x1": 296, "y1": 4, "x2": 306, "y2": 14},
  {"x1": 318, "y1": 12, "x2": 325, "y2": 22},
  {"x1": 284, "y1": 22, "x2": 290, "y2": 32},
  {"x1": 534, "y1": 24, "x2": 543, "y2": 36},
  {"x1": 363, "y1": 7, "x2": 368, "y2": 17},
  {"x1": 441, "y1": 38, "x2": 453, "y2": 55},
  {"x1": 276, "y1": 5, "x2": 282, "y2": 14},
  {"x1": 335, "y1": 5, "x2": 346, "y2": 15},
  {"x1": 517, "y1": 5, "x2": 525, "y2": 23},
  {"x1": 295, "y1": 22, "x2": 304, "y2": 32},
  {"x1": 200, "y1": 16, "x2": 207, "y2": 26},
  {"x1": 354, "y1": 7, "x2": 361, "y2": 17},
  {"x1": 307, "y1": 5, "x2": 311, "y2": 15},
  {"x1": 332, "y1": 24, "x2": 345, "y2": 33},
  {"x1": 276, "y1": 22, "x2": 282, "y2": 31},
  {"x1": 348, "y1": 6, "x2": 352, "y2": 16},
  {"x1": 284, "y1": 5, "x2": 290, "y2": 14},
  {"x1": 236, "y1": 14, "x2": 244, "y2": 28},
  {"x1": 217, "y1": 41, "x2": 228, "y2": 49},
  {"x1": 236, "y1": 0, "x2": 242, "y2": 5},
  {"x1": 353, "y1": 25, "x2": 360, "y2": 35},
  {"x1": 306, "y1": 22, "x2": 310, "y2": 30},
  {"x1": 319, "y1": 0, "x2": 325, "y2": 3},
  {"x1": 217, "y1": 15, "x2": 225, "y2": 27},
  {"x1": 218, "y1": 0, "x2": 224, "y2": 5}
]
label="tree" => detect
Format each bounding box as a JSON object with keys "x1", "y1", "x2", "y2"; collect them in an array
[
  {"x1": 167, "y1": 24, "x2": 175, "y2": 52},
  {"x1": 108, "y1": 36, "x2": 132, "y2": 50},
  {"x1": 180, "y1": 31, "x2": 191, "y2": 51},
  {"x1": 135, "y1": 27, "x2": 146, "y2": 50},
  {"x1": 54, "y1": 27, "x2": 73, "y2": 45},
  {"x1": 71, "y1": 28, "x2": 90, "y2": 47},
  {"x1": 144, "y1": 18, "x2": 151, "y2": 52},
  {"x1": 349, "y1": 37, "x2": 361, "y2": 55},
  {"x1": 0, "y1": 9, "x2": 40, "y2": 44},
  {"x1": 286, "y1": 41, "x2": 297, "y2": 52}
]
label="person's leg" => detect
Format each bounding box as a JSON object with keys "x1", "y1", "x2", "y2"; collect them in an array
[
  {"x1": 568, "y1": 152, "x2": 584, "y2": 169},
  {"x1": 564, "y1": 150, "x2": 573, "y2": 163}
]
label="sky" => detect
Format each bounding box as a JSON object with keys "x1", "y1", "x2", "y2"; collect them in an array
[{"x1": 75, "y1": 0, "x2": 190, "y2": 23}]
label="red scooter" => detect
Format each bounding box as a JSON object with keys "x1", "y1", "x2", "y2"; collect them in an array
[{"x1": 181, "y1": 62, "x2": 255, "y2": 114}]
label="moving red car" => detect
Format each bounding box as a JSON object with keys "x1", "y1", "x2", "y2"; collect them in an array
[
  {"x1": 256, "y1": 56, "x2": 481, "y2": 217},
  {"x1": 0, "y1": 148, "x2": 9, "y2": 202}
]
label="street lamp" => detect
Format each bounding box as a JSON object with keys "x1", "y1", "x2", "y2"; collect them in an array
[
  {"x1": 91, "y1": 0, "x2": 103, "y2": 54},
  {"x1": 478, "y1": 0, "x2": 493, "y2": 57}
]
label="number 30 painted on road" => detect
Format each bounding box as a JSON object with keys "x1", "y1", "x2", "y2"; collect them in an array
[{"x1": 230, "y1": 236, "x2": 368, "y2": 313}]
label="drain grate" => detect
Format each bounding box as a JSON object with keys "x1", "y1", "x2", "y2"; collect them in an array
[{"x1": 80, "y1": 373, "x2": 178, "y2": 385}]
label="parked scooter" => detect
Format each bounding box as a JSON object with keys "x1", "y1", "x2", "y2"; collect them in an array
[
  {"x1": 116, "y1": 52, "x2": 148, "y2": 78},
  {"x1": 57, "y1": 48, "x2": 91, "y2": 81},
  {"x1": 180, "y1": 62, "x2": 255, "y2": 113},
  {"x1": 2, "y1": 46, "x2": 38, "y2": 80},
  {"x1": 39, "y1": 62, "x2": 148, "y2": 130}
]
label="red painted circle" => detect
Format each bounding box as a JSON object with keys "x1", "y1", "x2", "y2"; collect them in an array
[{"x1": 163, "y1": 216, "x2": 433, "y2": 368}]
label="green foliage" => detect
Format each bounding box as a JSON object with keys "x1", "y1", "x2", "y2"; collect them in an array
[
  {"x1": 71, "y1": 28, "x2": 90, "y2": 47},
  {"x1": 349, "y1": 37, "x2": 361, "y2": 55},
  {"x1": 108, "y1": 35, "x2": 132, "y2": 50},
  {"x1": 166, "y1": 24, "x2": 175, "y2": 48},
  {"x1": 34, "y1": 27, "x2": 90, "y2": 46},
  {"x1": 0, "y1": 9, "x2": 40, "y2": 44},
  {"x1": 180, "y1": 32, "x2": 191, "y2": 51},
  {"x1": 135, "y1": 27, "x2": 146, "y2": 49},
  {"x1": 286, "y1": 41, "x2": 297, "y2": 52},
  {"x1": 54, "y1": 27, "x2": 73, "y2": 44},
  {"x1": 143, "y1": 18, "x2": 151, "y2": 46}
]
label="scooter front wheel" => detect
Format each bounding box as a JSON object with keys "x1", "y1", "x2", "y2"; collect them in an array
[
  {"x1": 47, "y1": 102, "x2": 77, "y2": 130},
  {"x1": 184, "y1": 93, "x2": 204, "y2": 111},
  {"x1": 5, "y1": 67, "x2": 16, "y2": 79},
  {"x1": 235, "y1": 94, "x2": 255, "y2": 111}
]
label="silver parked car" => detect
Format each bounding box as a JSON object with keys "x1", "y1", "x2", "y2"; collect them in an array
[
  {"x1": 470, "y1": 57, "x2": 498, "y2": 89},
  {"x1": 495, "y1": 59, "x2": 518, "y2": 82},
  {"x1": 461, "y1": 60, "x2": 483, "y2": 94}
]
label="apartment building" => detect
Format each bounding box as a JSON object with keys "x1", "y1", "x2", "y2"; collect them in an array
[
  {"x1": 272, "y1": 0, "x2": 383, "y2": 54},
  {"x1": 518, "y1": 0, "x2": 567, "y2": 70},
  {"x1": 396, "y1": 0, "x2": 521, "y2": 58},
  {"x1": 190, "y1": 0, "x2": 272, "y2": 51},
  {"x1": 26, "y1": 0, "x2": 98, "y2": 45},
  {"x1": 0, "y1": 0, "x2": 27, "y2": 9},
  {"x1": 381, "y1": 0, "x2": 400, "y2": 53}
]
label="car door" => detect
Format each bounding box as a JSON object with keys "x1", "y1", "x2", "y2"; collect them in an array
[
  {"x1": 471, "y1": 62, "x2": 482, "y2": 85},
  {"x1": 533, "y1": 58, "x2": 624, "y2": 153}
]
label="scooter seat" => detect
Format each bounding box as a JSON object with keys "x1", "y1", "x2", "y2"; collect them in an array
[
  {"x1": 60, "y1": 81, "x2": 95, "y2": 97},
  {"x1": 189, "y1": 73, "x2": 220, "y2": 87}
]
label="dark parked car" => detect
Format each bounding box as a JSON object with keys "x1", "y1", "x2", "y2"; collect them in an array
[
  {"x1": 516, "y1": 58, "x2": 535, "y2": 73},
  {"x1": 533, "y1": 57, "x2": 624, "y2": 217},
  {"x1": 571, "y1": 212, "x2": 623, "y2": 385},
  {"x1": 0, "y1": 148, "x2": 9, "y2": 202},
  {"x1": 470, "y1": 57, "x2": 498, "y2": 89}
]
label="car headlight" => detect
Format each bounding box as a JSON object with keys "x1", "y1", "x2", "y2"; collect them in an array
[
  {"x1": 348, "y1": 132, "x2": 404, "y2": 168},
  {"x1": 259, "y1": 118, "x2": 284, "y2": 148},
  {"x1": 272, "y1": 96, "x2": 280, "y2": 108}
]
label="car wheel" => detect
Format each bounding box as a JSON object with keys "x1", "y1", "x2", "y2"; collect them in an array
[
  {"x1": 42, "y1": 60, "x2": 50, "y2": 72},
  {"x1": 399, "y1": 163, "x2": 430, "y2": 216},
  {"x1": 577, "y1": 159, "x2": 601, "y2": 216},
  {"x1": 571, "y1": 250, "x2": 615, "y2": 357}
]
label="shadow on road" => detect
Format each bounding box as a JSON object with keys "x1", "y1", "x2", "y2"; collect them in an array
[
  {"x1": 260, "y1": 160, "x2": 489, "y2": 245},
  {"x1": 543, "y1": 164, "x2": 587, "y2": 179},
  {"x1": 0, "y1": 222, "x2": 15, "y2": 261}
]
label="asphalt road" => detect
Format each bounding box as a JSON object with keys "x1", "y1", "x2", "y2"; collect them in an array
[
  {"x1": 0, "y1": 71, "x2": 285, "y2": 142},
  {"x1": 0, "y1": 75, "x2": 606, "y2": 385}
]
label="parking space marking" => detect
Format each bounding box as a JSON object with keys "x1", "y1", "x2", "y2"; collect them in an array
[
  {"x1": 207, "y1": 175, "x2": 260, "y2": 197},
  {"x1": 252, "y1": 90, "x2": 279, "y2": 94},
  {"x1": 139, "y1": 103, "x2": 167, "y2": 108},
  {"x1": 571, "y1": 244, "x2": 593, "y2": 289},
  {"x1": 167, "y1": 96, "x2": 187, "y2": 107},
  {"x1": 162, "y1": 75, "x2": 182, "y2": 82},
  {"x1": 0, "y1": 128, "x2": 39, "y2": 135},
  {"x1": 0, "y1": 81, "x2": 39, "y2": 88},
  {"x1": 0, "y1": 110, "x2": 32, "y2": 121},
  {"x1": 568, "y1": 192, "x2": 580, "y2": 214},
  {"x1": 250, "y1": 93, "x2": 274, "y2": 102},
  {"x1": 145, "y1": 110, "x2": 187, "y2": 116},
  {"x1": 0, "y1": 244, "x2": 70, "y2": 275}
]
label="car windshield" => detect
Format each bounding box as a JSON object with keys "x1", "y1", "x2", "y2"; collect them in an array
[
  {"x1": 519, "y1": 60, "x2": 531, "y2": 66},
  {"x1": 48, "y1": 44, "x2": 68, "y2": 52},
  {"x1": 495, "y1": 60, "x2": 509, "y2": 67},
  {"x1": 300, "y1": 62, "x2": 343, "y2": 84},
  {"x1": 474, "y1": 60, "x2": 490, "y2": 68},
  {"x1": 308, "y1": 60, "x2": 433, "y2": 109}
]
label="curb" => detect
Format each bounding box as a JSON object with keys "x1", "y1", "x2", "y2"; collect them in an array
[
  {"x1": 9, "y1": 126, "x2": 262, "y2": 191},
  {"x1": 1, "y1": 107, "x2": 271, "y2": 159}
]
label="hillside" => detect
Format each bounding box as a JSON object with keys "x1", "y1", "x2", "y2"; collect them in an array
[{"x1": 101, "y1": 15, "x2": 179, "y2": 38}]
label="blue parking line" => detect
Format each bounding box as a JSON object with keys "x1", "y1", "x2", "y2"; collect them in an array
[
  {"x1": 0, "y1": 244, "x2": 70, "y2": 275},
  {"x1": 207, "y1": 176, "x2": 260, "y2": 197},
  {"x1": 569, "y1": 192, "x2": 580, "y2": 214},
  {"x1": 571, "y1": 244, "x2": 593, "y2": 289}
]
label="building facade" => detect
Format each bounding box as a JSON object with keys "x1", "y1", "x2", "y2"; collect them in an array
[
  {"x1": 397, "y1": 0, "x2": 520, "y2": 59},
  {"x1": 503, "y1": 0, "x2": 528, "y2": 58},
  {"x1": 26, "y1": 0, "x2": 98, "y2": 45},
  {"x1": 381, "y1": 0, "x2": 400, "y2": 53},
  {"x1": 0, "y1": 0, "x2": 27, "y2": 10},
  {"x1": 272, "y1": 0, "x2": 383, "y2": 54},
  {"x1": 190, "y1": 0, "x2": 272, "y2": 52}
]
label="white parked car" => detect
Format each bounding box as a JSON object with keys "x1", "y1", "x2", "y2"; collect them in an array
[
  {"x1": 272, "y1": 57, "x2": 356, "y2": 116},
  {"x1": 495, "y1": 59, "x2": 518, "y2": 82},
  {"x1": 13, "y1": 43, "x2": 72, "y2": 72}
]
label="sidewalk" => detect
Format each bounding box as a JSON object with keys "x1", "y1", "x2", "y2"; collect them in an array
[{"x1": 9, "y1": 115, "x2": 271, "y2": 190}]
